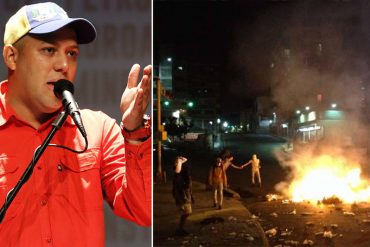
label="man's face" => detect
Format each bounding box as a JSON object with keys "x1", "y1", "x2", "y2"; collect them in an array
[{"x1": 10, "y1": 26, "x2": 79, "y2": 115}]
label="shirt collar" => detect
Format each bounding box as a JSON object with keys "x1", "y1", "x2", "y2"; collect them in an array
[
  {"x1": 0, "y1": 80, "x2": 15, "y2": 126},
  {"x1": 0, "y1": 80, "x2": 75, "y2": 127}
]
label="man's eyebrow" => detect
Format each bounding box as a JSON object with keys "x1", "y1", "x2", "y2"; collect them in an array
[{"x1": 68, "y1": 44, "x2": 79, "y2": 50}]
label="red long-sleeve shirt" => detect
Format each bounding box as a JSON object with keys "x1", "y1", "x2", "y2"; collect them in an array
[{"x1": 0, "y1": 81, "x2": 151, "y2": 247}]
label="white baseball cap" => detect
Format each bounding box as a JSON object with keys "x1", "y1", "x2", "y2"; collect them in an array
[{"x1": 4, "y1": 2, "x2": 96, "y2": 45}]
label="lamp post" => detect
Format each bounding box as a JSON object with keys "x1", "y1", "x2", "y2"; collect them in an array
[{"x1": 156, "y1": 78, "x2": 165, "y2": 183}]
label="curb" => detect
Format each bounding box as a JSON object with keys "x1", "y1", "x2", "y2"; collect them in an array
[{"x1": 154, "y1": 181, "x2": 269, "y2": 246}]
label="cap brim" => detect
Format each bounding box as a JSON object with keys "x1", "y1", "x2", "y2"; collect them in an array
[{"x1": 29, "y1": 18, "x2": 96, "y2": 44}]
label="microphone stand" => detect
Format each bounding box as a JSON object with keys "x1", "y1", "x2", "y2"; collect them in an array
[{"x1": 0, "y1": 111, "x2": 68, "y2": 224}]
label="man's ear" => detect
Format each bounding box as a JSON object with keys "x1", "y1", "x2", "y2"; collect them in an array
[{"x1": 3, "y1": 45, "x2": 18, "y2": 70}]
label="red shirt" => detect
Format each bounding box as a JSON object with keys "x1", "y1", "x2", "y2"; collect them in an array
[{"x1": 0, "y1": 81, "x2": 151, "y2": 247}]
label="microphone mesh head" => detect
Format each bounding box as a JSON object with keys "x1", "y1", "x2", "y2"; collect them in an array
[{"x1": 54, "y1": 79, "x2": 74, "y2": 99}]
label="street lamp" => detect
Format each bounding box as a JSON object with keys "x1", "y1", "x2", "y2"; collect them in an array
[
  {"x1": 187, "y1": 101, "x2": 194, "y2": 108},
  {"x1": 172, "y1": 110, "x2": 180, "y2": 119},
  {"x1": 172, "y1": 110, "x2": 180, "y2": 126},
  {"x1": 163, "y1": 100, "x2": 170, "y2": 107}
]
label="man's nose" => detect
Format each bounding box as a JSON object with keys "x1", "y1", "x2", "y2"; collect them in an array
[{"x1": 54, "y1": 54, "x2": 69, "y2": 73}]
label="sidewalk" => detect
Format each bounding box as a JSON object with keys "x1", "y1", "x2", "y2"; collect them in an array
[{"x1": 154, "y1": 180, "x2": 269, "y2": 246}]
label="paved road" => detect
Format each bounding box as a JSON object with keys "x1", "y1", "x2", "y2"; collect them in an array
[{"x1": 156, "y1": 133, "x2": 370, "y2": 246}]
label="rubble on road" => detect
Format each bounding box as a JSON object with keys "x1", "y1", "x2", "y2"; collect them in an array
[
  {"x1": 265, "y1": 228, "x2": 277, "y2": 237},
  {"x1": 302, "y1": 239, "x2": 314, "y2": 246}
]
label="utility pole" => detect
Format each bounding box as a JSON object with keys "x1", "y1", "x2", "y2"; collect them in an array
[{"x1": 156, "y1": 78, "x2": 166, "y2": 183}]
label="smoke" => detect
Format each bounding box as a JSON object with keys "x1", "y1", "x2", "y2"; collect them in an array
[
  {"x1": 276, "y1": 3, "x2": 370, "y2": 195},
  {"x1": 230, "y1": 1, "x2": 370, "y2": 112},
  {"x1": 230, "y1": 1, "x2": 370, "y2": 196}
]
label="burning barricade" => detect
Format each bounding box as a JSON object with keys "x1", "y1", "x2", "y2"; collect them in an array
[{"x1": 275, "y1": 153, "x2": 370, "y2": 204}]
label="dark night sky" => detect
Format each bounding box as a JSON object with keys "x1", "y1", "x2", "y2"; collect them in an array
[
  {"x1": 154, "y1": 0, "x2": 370, "y2": 117},
  {"x1": 154, "y1": 0, "x2": 269, "y2": 114}
]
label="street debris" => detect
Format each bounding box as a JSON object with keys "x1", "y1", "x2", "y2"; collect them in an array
[
  {"x1": 270, "y1": 212, "x2": 278, "y2": 218},
  {"x1": 228, "y1": 216, "x2": 237, "y2": 221},
  {"x1": 315, "y1": 227, "x2": 337, "y2": 240},
  {"x1": 302, "y1": 239, "x2": 314, "y2": 246},
  {"x1": 323, "y1": 230, "x2": 334, "y2": 238},
  {"x1": 266, "y1": 194, "x2": 283, "y2": 201},
  {"x1": 280, "y1": 229, "x2": 292, "y2": 236},
  {"x1": 246, "y1": 219, "x2": 257, "y2": 226},
  {"x1": 301, "y1": 212, "x2": 314, "y2": 216},
  {"x1": 251, "y1": 214, "x2": 259, "y2": 219},
  {"x1": 330, "y1": 224, "x2": 338, "y2": 229},
  {"x1": 284, "y1": 240, "x2": 299, "y2": 246},
  {"x1": 362, "y1": 219, "x2": 370, "y2": 224},
  {"x1": 305, "y1": 221, "x2": 315, "y2": 227},
  {"x1": 182, "y1": 240, "x2": 189, "y2": 245},
  {"x1": 246, "y1": 234, "x2": 254, "y2": 242},
  {"x1": 288, "y1": 209, "x2": 296, "y2": 215},
  {"x1": 343, "y1": 211, "x2": 355, "y2": 216},
  {"x1": 265, "y1": 228, "x2": 277, "y2": 237}
]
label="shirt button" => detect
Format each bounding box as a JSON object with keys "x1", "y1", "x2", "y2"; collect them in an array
[
  {"x1": 37, "y1": 166, "x2": 42, "y2": 170},
  {"x1": 46, "y1": 238, "x2": 52, "y2": 244},
  {"x1": 41, "y1": 199, "x2": 48, "y2": 206},
  {"x1": 57, "y1": 164, "x2": 63, "y2": 171}
]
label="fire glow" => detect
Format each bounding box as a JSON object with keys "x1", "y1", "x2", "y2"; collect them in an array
[{"x1": 285, "y1": 155, "x2": 370, "y2": 204}]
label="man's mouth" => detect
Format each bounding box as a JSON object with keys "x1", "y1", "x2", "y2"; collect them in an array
[{"x1": 46, "y1": 81, "x2": 57, "y2": 93}]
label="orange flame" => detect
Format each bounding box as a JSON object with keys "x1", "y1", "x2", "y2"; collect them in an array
[{"x1": 281, "y1": 154, "x2": 370, "y2": 203}]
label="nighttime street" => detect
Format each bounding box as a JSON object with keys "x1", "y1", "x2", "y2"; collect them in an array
[
  {"x1": 154, "y1": 132, "x2": 286, "y2": 246},
  {"x1": 155, "y1": 133, "x2": 370, "y2": 246},
  {"x1": 154, "y1": 0, "x2": 370, "y2": 246}
]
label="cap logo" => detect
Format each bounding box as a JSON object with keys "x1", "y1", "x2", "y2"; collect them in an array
[{"x1": 30, "y1": 5, "x2": 67, "y2": 22}]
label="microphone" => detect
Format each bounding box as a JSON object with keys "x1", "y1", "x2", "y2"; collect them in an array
[{"x1": 54, "y1": 79, "x2": 87, "y2": 138}]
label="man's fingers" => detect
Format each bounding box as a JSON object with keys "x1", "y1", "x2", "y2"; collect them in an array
[
  {"x1": 127, "y1": 64, "x2": 141, "y2": 88},
  {"x1": 140, "y1": 65, "x2": 152, "y2": 91},
  {"x1": 131, "y1": 88, "x2": 144, "y2": 121},
  {"x1": 143, "y1": 65, "x2": 152, "y2": 77},
  {"x1": 140, "y1": 71, "x2": 151, "y2": 109}
]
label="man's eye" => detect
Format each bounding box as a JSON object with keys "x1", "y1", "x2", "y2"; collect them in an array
[
  {"x1": 68, "y1": 50, "x2": 79, "y2": 57},
  {"x1": 42, "y1": 47, "x2": 55, "y2": 54}
]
